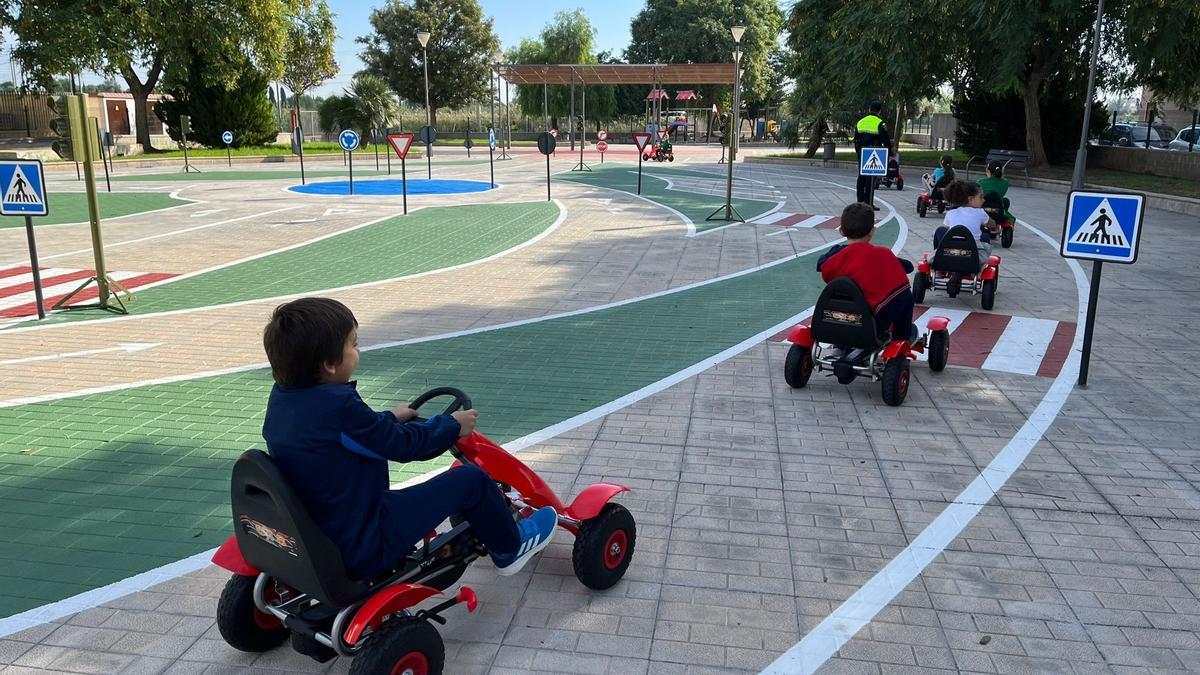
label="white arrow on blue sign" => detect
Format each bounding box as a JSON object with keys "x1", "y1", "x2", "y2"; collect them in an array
[
  {"x1": 859, "y1": 147, "x2": 888, "y2": 176},
  {"x1": 222, "y1": 130, "x2": 233, "y2": 145},
  {"x1": 339, "y1": 130, "x2": 361, "y2": 152},
  {"x1": 1060, "y1": 190, "x2": 1145, "y2": 264},
  {"x1": 0, "y1": 160, "x2": 48, "y2": 217},
  {"x1": 489, "y1": 128, "x2": 496, "y2": 150}
]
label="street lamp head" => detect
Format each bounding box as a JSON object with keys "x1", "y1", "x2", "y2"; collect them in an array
[
  {"x1": 417, "y1": 31, "x2": 430, "y2": 48},
  {"x1": 493, "y1": 49, "x2": 504, "y2": 64},
  {"x1": 731, "y1": 25, "x2": 746, "y2": 44}
]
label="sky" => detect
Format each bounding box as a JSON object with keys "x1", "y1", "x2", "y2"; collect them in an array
[{"x1": 315, "y1": 0, "x2": 645, "y2": 97}]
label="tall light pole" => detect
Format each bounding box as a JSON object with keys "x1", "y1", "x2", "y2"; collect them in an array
[
  {"x1": 707, "y1": 25, "x2": 746, "y2": 223},
  {"x1": 417, "y1": 29, "x2": 433, "y2": 178}
]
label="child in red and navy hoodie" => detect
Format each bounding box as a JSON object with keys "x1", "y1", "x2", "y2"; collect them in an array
[{"x1": 816, "y1": 202, "x2": 917, "y2": 341}]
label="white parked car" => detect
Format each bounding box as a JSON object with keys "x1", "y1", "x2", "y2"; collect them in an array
[{"x1": 1167, "y1": 125, "x2": 1199, "y2": 152}]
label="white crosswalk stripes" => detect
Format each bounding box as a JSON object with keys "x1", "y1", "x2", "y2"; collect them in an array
[
  {"x1": 911, "y1": 307, "x2": 972, "y2": 362},
  {"x1": 981, "y1": 316, "x2": 1062, "y2": 376}
]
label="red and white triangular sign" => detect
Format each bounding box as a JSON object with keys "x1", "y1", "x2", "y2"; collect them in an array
[
  {"x1": 387, "y1": 133, "x2": 415, "y2": 159},
  {"x1": 633, "y1": 132, "x2": 652, "y2": 152},
  {"x1": 658, "y1": 129, "x2": 668, "y2": 139}
]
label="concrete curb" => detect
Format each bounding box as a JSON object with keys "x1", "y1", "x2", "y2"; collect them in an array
[{"x1": 744, "y1": 156, "x2": 1200, "y2": 218}]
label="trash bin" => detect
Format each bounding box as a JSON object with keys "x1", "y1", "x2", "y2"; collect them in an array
[{"x1": 822, "y1": 141, "x2": 836, "y2": 160}]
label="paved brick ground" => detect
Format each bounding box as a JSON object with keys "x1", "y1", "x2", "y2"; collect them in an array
[{"x1": 2, "y1": 149, "x2": 1198, "y2": 673}]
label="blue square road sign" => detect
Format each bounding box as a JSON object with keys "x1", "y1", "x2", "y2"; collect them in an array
[
  {"x1": 1060, "y1": 190, "x2": 1144, "y2": 264},
  {"x1": 0, "y1": 159, "x2": 48, "y2": 217},
  {"x1": 859, "y1": 147, "x2": 888, "y2": 176}
]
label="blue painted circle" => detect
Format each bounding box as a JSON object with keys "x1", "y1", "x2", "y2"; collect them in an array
[
  {"x1": 339, "y1": 130, "x2": 360, "y2": 151},
  {"x1": 222, "y1": 131, "x2": 233, "y2": 144},
  {"x1": 289, "y1": 178, "x2": 496, "y2": 196}
]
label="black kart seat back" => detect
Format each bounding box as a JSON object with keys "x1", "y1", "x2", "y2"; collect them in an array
[
  {"x1": 932, "y1": 225, "x2": 982, "y2": 275},
  {"x1": 231, "y1": 450, "x2": 372, "y2": 607},
  {"x1": 810, "y1": 277, "x2": 883, "y2": 350}
]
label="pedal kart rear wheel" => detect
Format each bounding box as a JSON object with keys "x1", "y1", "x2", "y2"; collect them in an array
[
  {"x1": 911, "y1": 273, "x2": 927, "y2": 303},
  {"x1": 1001, "y1": 226, "x2": 1014, "y2": 248},
  {"x1": 572, "y1": 503, "x2": 636, "y2": 590},
  {"x1": 784, "y1": 344, "x2": 814, "y2": 388},
  {"x1": 916, "y1": 196, "x2": 927, "y2": 218},
  {"x1": 216, "y1": 574, "x2": 289, "y2": 653},
  {"x1": 881, "y1": 358, "x2": 910, "y2": 407},
  {"x1": 896, "y1": 177, "x2": 905, "y2": 191},
  {"x1": 936, "y1": 201, "x2": 945, "y2": 214},
  {"x1": 928, "y1": 330, "x2": 950, "y2": 372},
  {"x1": 349, "y1": 616, "x2": 444, "y2": 675},
  {"x1": 981, "y1": 278, "x2": 996, "y2": 310}
]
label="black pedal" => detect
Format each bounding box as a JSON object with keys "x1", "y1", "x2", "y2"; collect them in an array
[{"x1": 291, "y1": 632, "x2": 336, "y2": 663}]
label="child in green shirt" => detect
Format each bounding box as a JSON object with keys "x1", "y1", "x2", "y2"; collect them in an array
[{"x1": 978, "y1": 161, "x2": 1014, "y2": 224}]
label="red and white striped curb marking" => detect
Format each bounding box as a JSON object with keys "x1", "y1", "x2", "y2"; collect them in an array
[{"x1": 0, "y1": 265, "x2": 177, "y2": 318}]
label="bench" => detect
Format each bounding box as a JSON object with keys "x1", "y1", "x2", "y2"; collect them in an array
[{"x1": 966, "y1": 149, "x2": 1030, "y2": 186}]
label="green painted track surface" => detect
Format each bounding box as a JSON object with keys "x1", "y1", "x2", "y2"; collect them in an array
[
  {"x1": 557, "y1": 165, "x2": 778, "y2": 233},
  {"x1": 24, "y1": 201, "x2": 560, "y2": 326},
  {"x1": 3, "y1": 192, "x2": 191, "y2": 228},
  {"x1": 0, "y1": 220, "x2": 896, "y2": 617},
  {"x1": 109, "y1": 161, "x2": 487, "y2": 182}
]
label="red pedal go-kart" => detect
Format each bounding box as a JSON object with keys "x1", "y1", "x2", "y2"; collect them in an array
[
  {"x1": 983, "y1": 194, "x2": 1016, "y2": 248},
  {"x1": 916, "y1": 188, "x2": 947, "y2": 218},
  {"x1": 784, "y1": 277, "x2": 951, "y2": 406},
  {"x1": 211, "y1": 387, "x2": 636, "y2": 674},
  {"x1": 643, "y1": 140, "x2": 674, "y2": 162},
  {"x1": 912, "y1": 224, "x2": 1001, "y2": 310}
]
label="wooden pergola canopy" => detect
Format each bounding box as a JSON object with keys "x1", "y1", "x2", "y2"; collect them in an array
[{"x1": 494, "y1": 63, "x2": 736, "y2": 86}]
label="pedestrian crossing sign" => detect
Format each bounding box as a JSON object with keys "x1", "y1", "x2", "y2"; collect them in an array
[
  {"x1": 1060, "y1": 190, "x2": 1144, "y2": 264},
  {"x1": 859, "y1": 147, "x2": 888, "y2": 176},
  {"x1": 0, "y1": 160, "x2": 48, "y2": 217}
]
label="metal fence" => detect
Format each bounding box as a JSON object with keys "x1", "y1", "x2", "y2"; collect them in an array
[{"x1": 0, "y1": 93, "x2": 52, "y2": 137}]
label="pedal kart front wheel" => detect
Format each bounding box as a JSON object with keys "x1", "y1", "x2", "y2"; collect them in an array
[
  {"x1": 981, "y1": 278, "x2": 996, "y2": 310},
  {"x1": 784, "y1": 344, "x2": 814, "y2": 388},
  {"x1": 896, "y1": 176, "x2": 905, "y2": 190},
  {"x1": 350, "y1": 616, "x2": 445, "y2": 675},
  {"x1": 216, "y1": 574, "x2": 289, "y2": 653},
  {"x1": 881, "y1": 358, "x2": 910, "y2": 407},
  {"x1": 572, "y1": 503, "x2": 636, "y2": 590},
  {"x1": 911, "y1": 273, "x2": 927, "y2": 303},
  {"x1": 928, "y1": 330, "x2": 950, "y2": 372},
  {"x1": 916, "y1": 197, "x2": 927, "y2": 218},
  {"x1": 1001, "y1": 226, "x2": 1014, "y2": 248}
]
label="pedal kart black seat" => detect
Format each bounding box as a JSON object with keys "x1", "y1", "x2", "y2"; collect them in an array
[
  {"x1": 932, "y1": 225, "x2": 982, "y2": 275},
  {"x1": 810, "y1": 277, "x2": 884, "y2": 351},
  {"x1": 230, "y1": 450, "x2": 373, "y2": 607}
]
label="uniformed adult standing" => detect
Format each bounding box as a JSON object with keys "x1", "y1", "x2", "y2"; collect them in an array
[{"x1": 854, "y1": 101, "x2": 892, "y2": 209}]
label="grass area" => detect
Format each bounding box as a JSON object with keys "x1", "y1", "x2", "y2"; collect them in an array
[{"x1": 2, "y1": 192, "x2": 191, "y2": 227}]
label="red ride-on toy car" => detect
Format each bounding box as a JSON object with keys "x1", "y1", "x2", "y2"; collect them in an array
[
  {"x1": 211, "y1": 387, "x2": 636, "y2": 675},
  {"x1": 912, "y1": 225, "x2": 1001, "y2": 310},
  {"x1": 783, "y1": 277, "x2": 951, "y2": 406},
  {"x1": 878, "y1": 156, "x2": 904, "y2": 190}
]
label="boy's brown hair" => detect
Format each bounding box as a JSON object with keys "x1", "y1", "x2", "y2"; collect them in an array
[
  {"x1": 264, "y1": 297, "x2": 358, "y2": 388},
  {"x1": 840, "y1": 202, "x2": 876, "y2": 239}
]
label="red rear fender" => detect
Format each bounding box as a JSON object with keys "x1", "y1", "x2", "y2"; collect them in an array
[
  {"x1": 981, "y1": 266, "x2": 998, "y2": 281},
  {"x1": 917, "y1": 257, "x2": 931, "y2": 274},
  {"x1": 786, "y1": 325, "x2": 813, "y2": 347},
  {"x1": 565, "y1": 483, "x2": 630, "y2": 522},
  {"x1": 343, "y1": 584, "x2": 441, "y2": 646},
  {"x1": 987, "y1": 255, "x2": 1001, "y2": 267},
  {"x1": 212, "y1": 536, "x2": 259, "y2": 576},
  {"x1": 455, "y1": 432, "x2": 566, "y2": 512},
  {"x1": 925, "y1": 316, "x2": 951, "y2": 332}
]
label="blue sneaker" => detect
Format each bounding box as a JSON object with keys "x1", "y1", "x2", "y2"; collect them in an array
[{"x1": 492, "y1": 506, "x2": 557, "y2": 576}]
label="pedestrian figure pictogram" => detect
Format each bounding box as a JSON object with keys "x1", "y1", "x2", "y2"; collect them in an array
[
  {"x1": 1072, "y1": 206, "x2": 1125, "y2": 247},
  {"x1": 0, "y1": 161, "x2": 48, "y2": 216}
]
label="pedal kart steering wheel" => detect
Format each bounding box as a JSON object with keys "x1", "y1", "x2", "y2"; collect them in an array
[{"x1": 409, "y1": 387, "x2": 472, "y2": 417}]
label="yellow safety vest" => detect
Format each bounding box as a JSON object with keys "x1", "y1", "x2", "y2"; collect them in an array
[{"x1": 856, "y1": 115, "x2": 883, "y2": 133}]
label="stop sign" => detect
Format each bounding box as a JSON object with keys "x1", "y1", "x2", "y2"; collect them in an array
[
  {"x1": 596, "y1": 140, "x2": 608, "y2": 152},
  {"x1": 597, "y1": 130, "x2": 608, "y2": 141}
]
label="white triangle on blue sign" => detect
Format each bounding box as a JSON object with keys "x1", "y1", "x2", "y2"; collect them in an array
[
  {"x1": 1070, "y1": 197, "x2": 1127, "y2": 248},
  {"x1": 3, "y1": 165, "x2": 42, "y2": 208},
  {"x1": 863, "y1": 150, "x2": 885, "y2": 172}
]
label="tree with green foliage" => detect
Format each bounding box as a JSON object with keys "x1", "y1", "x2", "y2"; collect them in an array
[
  {"x1": 509, "y1": 10, "x2": 611, "y2": 129},
  {"x1": 348, "y1": 73, "x2": 400, "y2": 135},
  {"x1": 10, "y1": 0, "x2": 300, "y2": 153},
  {"x1": 627, "y1": 0, "x2": 784, "y2": 118},
  {"x1": 155, "y1": 51, "x2": 278, "y2": 148},
  {"x1": 358, "y1": 0, "x2": 499, "y2": 127},
  {"x1": 318, "y1": 95, "x2": 360, "y2": 135},
  {"x1": 281, "y1": 0, "x2": 339, "y2": 131}
]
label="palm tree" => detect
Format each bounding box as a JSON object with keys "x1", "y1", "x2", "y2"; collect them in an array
[{"x1": 348, "y1": 73, "x2": 399, "y2": 137}]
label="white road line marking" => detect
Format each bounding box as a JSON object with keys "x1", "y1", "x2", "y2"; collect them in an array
[
  {"x1": 0, "y1": 175, "x2": 907, "y2": 637},
  {"x1": 980, "y1": 315, "x2": 1061, "y2": 376},
  {"x1": 761, "y1": 215, "x2": 1088, "y2": 675},
  {"x1": 0, "y1": 342, "x2": 160, "y2": 367},
  {"x1": 752, "y1": 211, "x2": 795, "y2": 225}
]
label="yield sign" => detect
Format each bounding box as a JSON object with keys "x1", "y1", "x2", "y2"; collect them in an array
[
  {"x1": 387, "y1": 133, "x2": 415, "y2": 159},
  {"x1": 633, "y1": 132, "x2": 652, "y2": 152},
  {"x1": 658, "y1": 129, "x2": 668, "y2": 139}
]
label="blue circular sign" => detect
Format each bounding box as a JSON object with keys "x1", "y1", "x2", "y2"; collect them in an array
[
  {"x1": 221, "y1": 130, "x2": 233, "y2": 145},
  {"x1": 339, "y1": 130, "x2": 360, "y2": 152},
  {"x1": 489, "y1": 128, "x2": 496, "y2": 150}
]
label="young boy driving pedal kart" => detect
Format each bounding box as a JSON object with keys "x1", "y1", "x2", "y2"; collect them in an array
[
  {"x1": 817, "y1": 202, "x2": 919, "y2": 345},
  {"x1": 260, "y1": 298, "x2": 557, "y2": 582}
]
